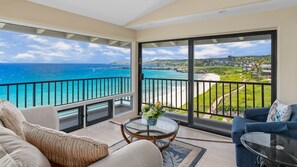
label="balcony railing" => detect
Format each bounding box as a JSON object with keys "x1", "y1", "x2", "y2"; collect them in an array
[
  {"x1": 142, "y1": 78, "x2": 271, "y2": 119},
  {"x1": 0, "y1": 76, "x2": 271, "y2": 120},
  {"x1": 0, "y1": 76, "x2": 131, "y2": 108}
]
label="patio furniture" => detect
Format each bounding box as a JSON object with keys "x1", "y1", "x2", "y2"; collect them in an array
[
  {"x1": 121, "y1": 116, "x2": 179, "y2": 152},
  {"x1": 241, "y1": 132, "x2": 297, "y2": 167},
  {"x1": 0, "y1": 104, "x2": 163, "y2": 167},
  {"x1": 231, "y1": 105, "x2": 297, "y2": 167}
]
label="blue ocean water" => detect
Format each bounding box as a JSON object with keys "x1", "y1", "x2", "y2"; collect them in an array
[
  {"x1": 0, "y1": 64, "x2": 190, "y2": 84},
  {"x1": 0, "y1": 64, "x2": 193, "y2": 108}
]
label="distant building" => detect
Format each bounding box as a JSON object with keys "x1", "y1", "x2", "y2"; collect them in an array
[{"x1": 261, "y1": 64, "x2": 271, "y2": 77}]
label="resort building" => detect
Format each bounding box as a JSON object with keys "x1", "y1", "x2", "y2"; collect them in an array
[{"x1": 0, "y1": 0, "x2": 297, "y2": 167}]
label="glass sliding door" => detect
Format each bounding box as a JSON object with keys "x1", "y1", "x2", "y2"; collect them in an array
[
  {"x1": 139, "y1": 31, "x2": 276, "y2": 134},
  {"x1": 140, "y1": 40, "x2": 189, "y2": 119},
  {"x1": 192, "y1": 32, "x2": 275, "y2": 127}
]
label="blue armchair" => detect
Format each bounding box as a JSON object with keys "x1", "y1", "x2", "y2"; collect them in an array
[{"x1": 231, "y1": 104, "x2": 297, "y2": 167}]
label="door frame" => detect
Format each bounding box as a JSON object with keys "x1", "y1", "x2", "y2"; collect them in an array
[{"x1": 138, "y1": 30, "x2": 277, "y2": 134}]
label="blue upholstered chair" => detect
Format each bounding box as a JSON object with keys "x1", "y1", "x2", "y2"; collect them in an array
[{"x1": 231, "y1": 104, "x2": 297, "y2": 167}]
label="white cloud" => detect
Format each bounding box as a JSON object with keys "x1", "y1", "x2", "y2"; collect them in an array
[
  {"x1": 255, "y1": 40, "x2": 270, "y2": 44},
  {"x1": 88, "y1": 43, "x2": 101, "y2": 48},
  {"x1": 47, "y1": 51, "x2": 66, "y2": 57},
  {"x1": 74, "y1": 44, "x2": 83, "y2": 53},
  {"x1": 28, "y1": 44, "x2": 45, "y2": 50},
  {"x1": 106, "y1": 46, "x2": 130, "y2": 54},
  {"x1": 195, "y1": 44, "x2": 229, "y2": 59},
  {"x1": 143, "y1": 50, "x2": 157, "y2": 55},
  {"x1": 14, "y1": 53, "x2": 35, "y2": 59},
  {"x1": 143, "y1": 56, "x2": 172, "y2": 61},
  {"x1": 0, "y1": 51, "x2": 4, "y2": 54},
  {"x1": 0, "y1": 42, "x2": 9, "y2": 47},
  {"x1": 158, "y1": 49, "x2": 174, "y2": 55},
  {"x1": 28, "y1": 50, "x2": 66, "y2": 57},
  {"x1": 103, "y1": 51, "x2": 118, "y2": 56},
  {"x1": 225, "y1": 41, "x2": 255, "y2": 48},
  {"x1": 23, "y1": 34, "x2": 48, "y2": 44},
  {"x1": 178, "y1": 46, "x2": 188, "y2": 54},
  {"x1": 52, "y1": 41, "x2": 71, "y2": 50}
]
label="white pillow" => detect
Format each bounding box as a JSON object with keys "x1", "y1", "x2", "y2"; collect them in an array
[
  {"x1": 0, "y1": 125, "x2": 51, "y2": 167},
  {"x1": 267, "y1": 100, "x2": 292, "y2": 122}
]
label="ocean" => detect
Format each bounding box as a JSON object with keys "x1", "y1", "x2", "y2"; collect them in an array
[
  {"x1": 0, "y1": 64, "x2": 195, "y2": 108},
  {"x1": 0, "y1": 63, "x2": 191, "y2": 84}
]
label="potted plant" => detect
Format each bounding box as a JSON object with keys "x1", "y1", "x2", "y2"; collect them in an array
[{"x1": 141, "y1": 102, "x2": 165, "y2": 126}]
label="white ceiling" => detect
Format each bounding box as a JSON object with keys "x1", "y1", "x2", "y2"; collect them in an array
[
  {"x1": 28, "y1": 0, "x2": 297, "y2": 30},
  {"x1": 28, "y1": 0, "x2": 175, "y2": 26},
  {"x1": 127, "y1": 0, "x2": 297, "y2": 30}
]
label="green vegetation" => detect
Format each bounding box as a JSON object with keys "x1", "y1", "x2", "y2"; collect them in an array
[
  {"x1": 167, "y1": 66, "x2": 271, "y2": 122},
  {"x1": 144, "y1": 55, "x2": 272, "y2": 123}
]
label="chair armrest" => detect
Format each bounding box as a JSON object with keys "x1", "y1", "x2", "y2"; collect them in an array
[
  {"x1": 20, "y1": 106, "x2": 59, "y2": 130},
  {"x1": 245, "y1": 122, "x2": 288, "y2": 133},
  {"x1": 244, "y1": 107, "x2": 270, "y2": 122},
  {"x1": 89, "y1": 140, "x2": 163, "y2": 167}
]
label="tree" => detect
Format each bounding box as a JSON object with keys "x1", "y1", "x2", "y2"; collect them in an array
[{"x1": 251, "y1": 59, "x2": 265, "y2": 81}]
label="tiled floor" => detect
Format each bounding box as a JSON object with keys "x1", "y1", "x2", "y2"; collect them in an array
[{"x1": 71, "y1": 115, "x2": 236, "y2": 167}]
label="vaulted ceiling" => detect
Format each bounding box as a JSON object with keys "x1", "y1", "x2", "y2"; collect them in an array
[{"x1": 28, "y1": 0, "x2": 297, "y2": 30}]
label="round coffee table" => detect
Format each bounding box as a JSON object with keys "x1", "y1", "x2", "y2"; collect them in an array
[
  {"x1": 241, "y1": 132, "x2": 297, "y2": 167},
  {"x1": 121, "y1": 116, "x2": 179, "y2": 152}
]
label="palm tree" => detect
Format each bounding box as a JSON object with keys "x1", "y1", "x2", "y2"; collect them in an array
[{"x1": 251, "y1": 59, "x2": 265, "y2": 81}]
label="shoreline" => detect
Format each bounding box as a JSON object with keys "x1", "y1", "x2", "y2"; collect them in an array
[{"x1": 144, "y1": 73, "x2": 220, "y2": 108}]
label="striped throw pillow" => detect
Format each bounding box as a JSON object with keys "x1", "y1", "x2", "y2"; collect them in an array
[{"x1": 22, "y1": 122, "x2": 109, "y2": 167}]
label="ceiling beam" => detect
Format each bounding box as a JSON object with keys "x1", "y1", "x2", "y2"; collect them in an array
[
  {"x1": 109, "y1": 40, "x2": 118, "y2": 45},
  {"x1": 0, "y1": 23, "x2": 6, "y2": 29},
  {"x1": 212, "y1": 39, "x2": 218, "y2": 43},
  {"x1": 66, "y1": 33, "x2": 74, "y2": 39},
  {"x1": 239, "y1": 37, "x2": 244, "y2": 41},
  {"x1": 120, "y1": 42, "x2": 130, "y2": 47},
  {"x1": 36, "y1": 29, "x2": 46, "y2": 34},
  {"x1": 90, "y1": 37, "x2": 99, "y2": 43},
  {"x1": 151, "y1": 43, "x2": 158, "y2": 47}
]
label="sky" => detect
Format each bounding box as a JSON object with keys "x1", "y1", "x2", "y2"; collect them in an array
[
  {"x1": 0, "y1": 30, "x2": 131, "y2": 64},
  {"x1": 0, "y1": 30, "x2": 271, "y2": 64},
  {"x1": 142, "y1": 39, "x2": 271, "y2": 62}
]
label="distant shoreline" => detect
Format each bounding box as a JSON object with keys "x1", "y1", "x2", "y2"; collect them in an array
[{"x1": 147, "y1": 73, "x2": 221, "y2": 108}]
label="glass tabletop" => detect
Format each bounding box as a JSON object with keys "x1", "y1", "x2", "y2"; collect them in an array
[
  {"x1": 123, "y1": 117, "x2": 179, "y2": 138},
  {"x1": 241, "y1": 132, "x2": 297, "y2": 167}
]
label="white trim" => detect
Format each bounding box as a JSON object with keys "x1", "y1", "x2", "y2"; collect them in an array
[
  {"x1": 83, "y1": 105, "x2": 87, "y2": 128},
  {"x1": 131, "y1": 42, "x2": 138, "y2": 114},
  {"x1": 54, "y1": 92, "x2": 134, "y2": 111},
  {"x1": 112, "y1": 99, "x2": 116, "y2": 117}
]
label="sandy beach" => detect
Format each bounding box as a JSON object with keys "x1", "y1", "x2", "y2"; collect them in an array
[{"x1": 143, "y1": 73, "x2": 220, "y2": 108}]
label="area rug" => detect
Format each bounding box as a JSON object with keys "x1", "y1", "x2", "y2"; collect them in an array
[{"x1": 109, "y1": 139, "x2": 206, "y2": 167}]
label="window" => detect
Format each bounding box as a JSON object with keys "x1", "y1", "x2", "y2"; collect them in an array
[{"x1": 0, "y1": 22, "x2": 133, "y2": 109}]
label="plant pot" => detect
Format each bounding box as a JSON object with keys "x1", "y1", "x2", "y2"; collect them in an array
[{"x1": 147, "y1": 117, "x2": 157, "y2": 126}]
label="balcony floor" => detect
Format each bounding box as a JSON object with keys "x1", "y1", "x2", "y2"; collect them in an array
[{"x1": 71, "y1": 116, "x2": 236, "y2": 167}]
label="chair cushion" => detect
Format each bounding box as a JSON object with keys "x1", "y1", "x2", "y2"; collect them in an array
[
  {"x1": 0, "y1": 125, "x2": 51, "y2": 167},
  {"x1": 232, "y1": 116, "x2": 256, "y2": 144},
  {"x1": 22, "y1": 122, "x2": 109, "y2": 167},
  {"x1": 267, "y1": 100, "x2": 292, "y2": 122},
  {"x1": 0, "y1": 100, "x2": 26, "y2": 138},
  {"x1": 290, "y1": 104, "x2": 297, "y2": 121}
]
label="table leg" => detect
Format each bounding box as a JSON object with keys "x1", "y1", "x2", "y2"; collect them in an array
[{"x1": 121, "y1": 124, "x2": 131, "y2": 144}]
